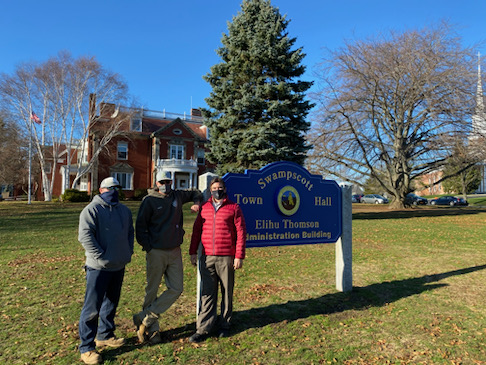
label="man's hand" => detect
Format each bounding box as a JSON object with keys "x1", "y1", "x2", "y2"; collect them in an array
[
  {"x1": 190, "y1": 254, "x2": 198, "y2": 266},
  {"x1": 234, "y1": 258, "x2": 243, "y2": 270},
  {"x1": 190, "y1": 204, "x2": 200, "y2": 213}
]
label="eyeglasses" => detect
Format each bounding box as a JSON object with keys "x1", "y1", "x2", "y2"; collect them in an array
[{"x1": 106, "y1": 186, "x2": 119, "y2": 190}]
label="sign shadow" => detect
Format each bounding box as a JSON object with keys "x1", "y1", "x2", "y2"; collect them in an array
[
  {"x1": 100, "y1": 264, "x2": 486, "y2": 364},
  {"x1": 230, "y1": 264, "x2": 486, "y2": 334}
]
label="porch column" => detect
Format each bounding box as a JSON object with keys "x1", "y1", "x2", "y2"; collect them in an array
[
  {"x1": 60, "y1": 166, "x2": 67, "y2": 195},
  {"x1": 170, "y1": 169, "x2": 175, "y2": 190}
]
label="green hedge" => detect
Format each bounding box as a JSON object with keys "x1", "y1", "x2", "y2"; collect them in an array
[
  {"x1": 61, "y1": 189, "x2": 90, "y2": 202},
  {"x1": 134, "y1": 188, "x2": 148, "y2": 200}
]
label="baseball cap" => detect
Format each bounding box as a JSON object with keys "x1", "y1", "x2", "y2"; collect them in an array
[
  {"x1": 100, "y1": 177, "x2": 121, "y2": 189},
  {"x1": 156, "y1": 170, "x2": 172, "y2": 182}
]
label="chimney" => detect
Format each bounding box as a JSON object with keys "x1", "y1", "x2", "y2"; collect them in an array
[{"x1": 191, "y1": 108, "x2": 202, "y2": 117}]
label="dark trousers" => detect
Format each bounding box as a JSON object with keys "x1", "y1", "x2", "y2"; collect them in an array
[
  {"x1": 197, "y1": 255, "x2": 234, "y2": 334},
  {"x1": 79, "y1": 266, "x2": 125, "y2": 354}
]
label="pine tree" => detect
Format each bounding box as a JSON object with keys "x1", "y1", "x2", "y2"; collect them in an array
[{"x1": 203, "y1": 0, "x2": 313, "y2": 174}]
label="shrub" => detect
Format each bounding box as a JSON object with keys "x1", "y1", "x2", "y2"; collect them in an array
[
  {"x1": 134, "y1": 188, "x2": 148, "y2": 200},
  {"x1": 61, "y1": 189, "x2": 90, "y2": 202}
]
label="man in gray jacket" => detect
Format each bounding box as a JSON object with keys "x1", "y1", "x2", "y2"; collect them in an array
[
  {"x1": 133, "y1": 170, "x2": 202, "y2": 344},
  {"x1": 78, "y1": 177, "x2": 134, "y2": 365}
]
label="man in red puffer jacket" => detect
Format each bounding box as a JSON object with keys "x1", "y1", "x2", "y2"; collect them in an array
[{"x1": 188, "y1": 177, "x2": 246, "y2": 342}]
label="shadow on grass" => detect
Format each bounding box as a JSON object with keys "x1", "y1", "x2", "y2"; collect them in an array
[
  {"x1": 99, "y1": 264, "x2": 486, "y2": 361},
  {"x1": 352, "y1": 207, "x2": 485, "y2": 220},
  {"x1": 230, "y1": 264, "x2": 486, "y2": 334}
]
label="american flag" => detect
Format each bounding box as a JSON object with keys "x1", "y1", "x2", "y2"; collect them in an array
[{"x1": 30, "y1": 112, "x2": 41, "y2": 124}]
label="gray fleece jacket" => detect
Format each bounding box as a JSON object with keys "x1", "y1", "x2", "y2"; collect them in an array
[{"x1": 78, "y1": 194, "x2": 134, "y2": 271}]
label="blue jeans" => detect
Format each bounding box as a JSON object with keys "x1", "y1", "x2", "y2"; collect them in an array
[{"x1": 79, "y1": 266, "x2": 125, "y2": 354}]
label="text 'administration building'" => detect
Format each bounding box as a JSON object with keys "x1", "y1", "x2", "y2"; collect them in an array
[{"x1": 85, "y1": 100, "x2": 213, "y2": 198}]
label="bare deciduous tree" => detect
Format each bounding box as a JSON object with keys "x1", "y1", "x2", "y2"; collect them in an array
[
  {"x1": 0, "y1": 112, "x2": 29, "y2": 195},
  {"x1": 308, "y1": 23, "x2": 481, "y2": 208},
  {"x1": 0, "y1": 52, "x2": 133, "y2": 201}
]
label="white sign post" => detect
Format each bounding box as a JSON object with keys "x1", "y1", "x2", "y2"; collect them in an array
[{"x1": 336, "y1": 184, "x2": 353, "y2": 292}]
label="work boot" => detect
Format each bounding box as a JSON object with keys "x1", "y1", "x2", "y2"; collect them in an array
[
  {"x1": 218, "y1": 329, "x2": 230, "y2": 338},
  {"x1": 95, "y1": 336, "x2": 125, "y2": 349},
  {"x1": 189, "y1": 332, "x2": 208, "y2": 343},
  {"x1": 148, "y1": 330, "x2": 162, "y2": 344},
  {"x1": 133, "y1": 314, "x2": 148, "y2": 343},
  {"x1": 80, "y1": 350, "x2": 101, "y2": 365}
]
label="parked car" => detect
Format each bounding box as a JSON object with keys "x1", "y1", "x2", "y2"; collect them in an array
[
  {"x1": 429, "y1": 195, "x2": 468, "y2": 206},
  {"x1": 361, "y1": 194, "x2": 389, "y2": 204},
  {"x1": 405, "y1": 193, "x2": 428, "y2": 206},
  {"x1": 352, "y1": 194, "x2": 363, "y2": 203}
]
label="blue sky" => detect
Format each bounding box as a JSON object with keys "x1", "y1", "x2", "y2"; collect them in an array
[{"x1": 1, "y1": 0, "x2": 485, "y2": 116}]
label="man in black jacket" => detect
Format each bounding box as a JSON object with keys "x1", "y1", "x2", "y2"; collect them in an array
[{"x1": 133, "y1": 170, "x2": 202, "y2": 344}]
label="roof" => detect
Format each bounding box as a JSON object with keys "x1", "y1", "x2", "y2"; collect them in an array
[{"x1": 144, "y1": 117, "x2": 207, "y2": 140}]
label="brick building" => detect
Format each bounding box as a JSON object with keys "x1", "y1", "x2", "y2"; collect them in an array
[
  {"x1": 85, "y1": 102, "x2": 212, "y2": 198},
  {"x1": 46, "y1": 99, "x2": 213, "y2": 199}
]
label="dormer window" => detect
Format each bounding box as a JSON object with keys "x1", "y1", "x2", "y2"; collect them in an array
[{"x1": 131, "y1": 118, "x2": 142, "y2": 132}]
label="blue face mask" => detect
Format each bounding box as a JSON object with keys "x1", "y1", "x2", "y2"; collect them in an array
[{"x1": 100, "y1": 189, "x2": 119, "y2": 205}]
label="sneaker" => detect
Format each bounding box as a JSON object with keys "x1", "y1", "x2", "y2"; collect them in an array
[
  {"x1": 189, "y1": 332, "x2": 207, "y2": 343},
  {"x1": 95, "y1": 337, "x2": 125, "y2": 348},
  {"x1": 80, "y1": 350, "x2": 101, "y2": 365},
  {"x1": 133, "y1": 314, "x2": 147, "y2": 343},
  {"x1": 218, "y1": 329, "x2": 230, "y2": 338}
]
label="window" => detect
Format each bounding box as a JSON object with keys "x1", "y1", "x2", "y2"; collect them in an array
[
  {"x1": 112, "y1": 172, "x2": 133, "y2": 190},
  {"x1": 170, "y1": 145, "x2": 184, "y2": 160},
  {"x1": 79, "y1": 150, "x2": 88, "y2": 164},
  {"x1": 117, "y1": 142, "x2": 128, "y2": 160},
  {"x1": 197, "y1": 150, "x2": 205, "y2": 165},
  {"x1": 79, "y1": 175, "x2": 88, "y2": 191},
  {"x1": 131, "y1": 118, "x2": 142, "y2": 132}
]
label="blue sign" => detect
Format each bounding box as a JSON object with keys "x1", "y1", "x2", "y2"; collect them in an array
[{"x1": 223, "y1": 161, "x2": 342, "y2": 248}]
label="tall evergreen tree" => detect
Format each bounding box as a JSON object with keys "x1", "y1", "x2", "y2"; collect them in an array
[{"x1": 203, "y1": 0, "x2": 313, "y2": 174}]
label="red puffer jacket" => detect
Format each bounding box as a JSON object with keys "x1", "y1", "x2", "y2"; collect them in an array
[{"x1": 190, "y1": 198, "x2": 246, "y2": 259}]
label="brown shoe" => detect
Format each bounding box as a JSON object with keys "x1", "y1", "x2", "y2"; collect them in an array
[
  {"x1": 133, "y1": 314, "x2": 147, "y2": 343},
  {"x1": 95, "y1": 337, "x2": 125, "y2": 349},
  {"x1": 80, "y1": 350, "x2": 101, "y2": 365}
]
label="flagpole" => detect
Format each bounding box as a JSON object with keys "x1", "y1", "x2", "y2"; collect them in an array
[{"x1": 28, "y1": 117, "x2": 32, "y2": 205}]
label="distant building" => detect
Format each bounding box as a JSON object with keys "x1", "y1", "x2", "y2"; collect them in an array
[
  {"x1": 41, "y1": 97, "x2": 214, "y2": 199},
  {"x1": 416, "y1": 170, "x2": 444, "y2": 196}
]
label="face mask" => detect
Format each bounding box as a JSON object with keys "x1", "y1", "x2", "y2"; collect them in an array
[
  {"x1": 100, "y1": 189, "x2": 119, "y2": 204},
  {"x1": 211, "y1": 189, "x2": 225, "y2": 200},
  {"x1": 158, "y1": 183, "x2": 172, "y2": 194}
]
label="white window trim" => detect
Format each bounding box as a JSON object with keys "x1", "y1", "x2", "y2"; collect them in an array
[
  {"x1": 169, "y1": 144, "x2": 185, "y2": 160},
  {"x1": 112, "y1": 172, "x2": 133, "y2": 190}
]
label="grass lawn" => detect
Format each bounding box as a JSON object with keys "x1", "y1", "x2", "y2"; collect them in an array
[{"x1": 1, "y1": 201, "x2": 486, "y2": 364}]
